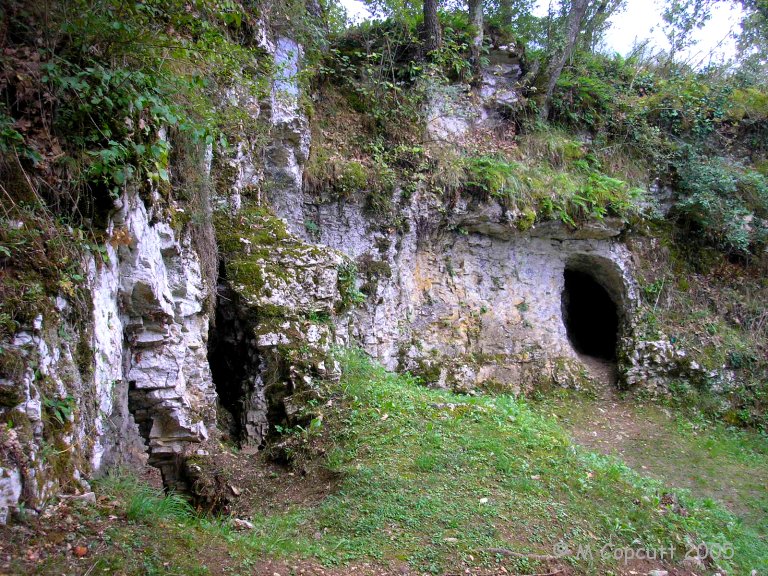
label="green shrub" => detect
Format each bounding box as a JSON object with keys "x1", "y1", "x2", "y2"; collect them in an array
[
  {"x1": 337, "y1": 261, "x2": 366, "y2": 311},
  {"x1": 3, "y1": 0, "x2": 272, "y2": 221},
  {"x1": 466, "y1": 156, "x2": 528, "y2": 201},
  {"x1": 672, "y1": 153, "x2": 768, "y2": 256},
  {"x1": 43, "y1": 63, "x2": 179, "y2": 198},
  {"x1": 338, "y1": 161, "x2": 369, "y2": 197}
]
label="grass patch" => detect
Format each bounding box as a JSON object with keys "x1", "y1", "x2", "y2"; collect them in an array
[
  {"x1": 97, "y1": 472, "x2": 194, "y2": 524},
  {"x1": 293, "y1": 350, "x2": 767, "y2": 572},
  {"x1": 536, "y1": 387, "x2": 768, "y2": 534},
  {"x1": 15, "y1": 350, "x2": 766, "y2": 574}
]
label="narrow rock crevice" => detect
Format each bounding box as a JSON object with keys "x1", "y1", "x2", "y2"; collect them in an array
[{"x1": 207, "y1": 274, "x2": 269, "y2": 450}]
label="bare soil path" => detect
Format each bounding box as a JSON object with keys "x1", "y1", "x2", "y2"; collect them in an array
[{"x1": 539, "y1": 355, "x2": 768, "y2": 530}]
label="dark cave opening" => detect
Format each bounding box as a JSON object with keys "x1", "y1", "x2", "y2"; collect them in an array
[
  {"x1": 561, "y1": 268, "x2": 619, "y2": 360},
  {"x1": 207, "y1": 270, "x2": 280, "y2": 451},
  {"x1": 207, "y1": 276, "x2": 249, "y2": 445}
]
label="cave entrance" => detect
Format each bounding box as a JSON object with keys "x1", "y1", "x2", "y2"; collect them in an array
[
  {"x1": 207, "y1": 279, "x2": 247, "y2": 445},
  {"x1": 561, "y1": 259, "x2": 622, "y2": 361},
  {"x1": 207, "y1": 271, "x2": 272, "y2": 450}
]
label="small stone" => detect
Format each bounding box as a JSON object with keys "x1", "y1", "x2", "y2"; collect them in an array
[
  {"x1": 59, "y1": 492, "x2": 96, "y2": 504},
  {"x1": 232, "y1": 518, "x2": 255, "y2": 531},
  {"x1": 444, "y1": 537, "x2": 458, "y2": 543},
  {"x1": 229, "y1": 485, "x2": 242, "y2": 496},
  {"x1": 682, "y1": 556, "x2": 705, "y2": 571},
  {"x1": 647, "y1": 571, "x2": 668, "y2": 576},
  {"x1": 79, "y1": 491, "x2": 96, "y2": 504}
]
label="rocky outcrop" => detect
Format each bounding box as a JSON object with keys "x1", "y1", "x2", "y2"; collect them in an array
[
  {"x1": 115, "y1": 190, "x2": 218, "y2": 490},
  {"x1": 620, "y1": 338, "x2": 734, "y2": 395},
  {"x1": 426, "y1": 48, "x2": 522, "y2": 144},
  {"x1": 399, "y1": 230, "x2": 637, "y2": 392},
  {"x1": 262, "y1": 46, "x2": 642, "y2": 394},
  {"x1": 210, "y1": 201, "x2": 345, "y2": 449},
  {"x1": 0, "y1": 183, "x2": 219, "y2": 517}
]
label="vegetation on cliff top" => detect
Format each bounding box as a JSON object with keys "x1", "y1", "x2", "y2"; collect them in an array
[{"x1": 307, "y1": 5, "x2": 768, "y2": 254}]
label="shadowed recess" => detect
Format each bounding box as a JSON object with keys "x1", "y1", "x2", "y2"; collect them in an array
[{"x1": 562, "y1": 268, "x2": 619, "y2": 360}]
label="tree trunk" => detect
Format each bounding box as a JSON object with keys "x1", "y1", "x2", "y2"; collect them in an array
[
  {"x1": 581, "y1": 0, "x2": 610, "y2": 50},
  {"x1": 468, "y1": 0, "x2": 484, "y2": 76},
  {"x1": 423, "y1": 0, "x2": 442, "y2": 56},
  {"x1": 539, "y1": 0, "x2": 590, "y2": 121}
]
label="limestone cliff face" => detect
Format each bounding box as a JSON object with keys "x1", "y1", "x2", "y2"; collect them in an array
[
  {"x1": 261, "y1": 47, "x2": 640, "y2": 392},
  {"x1": 0, "y1": 185, "x2": 218, "y2": 519},
  {"x1": 258, "y1": 41, "x2": 716, "y2": 400},
  {"x1": 0, "y1": 33, "x2": 346, "y2": 520}
]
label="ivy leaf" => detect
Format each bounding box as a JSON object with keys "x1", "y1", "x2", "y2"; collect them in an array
[{"x1": 156, "y1": 167, "x2": 169, "y2": 182}]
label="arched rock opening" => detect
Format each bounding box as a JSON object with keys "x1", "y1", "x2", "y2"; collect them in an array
[{"x1": 561, "y1": 255, "x2": 627, "y2": 361}]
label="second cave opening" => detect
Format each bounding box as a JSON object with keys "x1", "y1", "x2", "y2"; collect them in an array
[{"x1": 561, "y1": 267, "x2": 619, "y2": 360}]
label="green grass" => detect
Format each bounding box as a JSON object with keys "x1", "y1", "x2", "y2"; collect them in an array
[
  {"x1": 98, "y1": 472, "x2": 194, "y2": 524},
  {"x1": 537, "y1": 388, "x2": 768, "y2": 535},
  {"x1": 29, "y1": 350, "x2": 766, "y2": 575},
  {"x1": 279, "y1": 350, "x2": 766, "y2": 573},
  {"x1": 459, "y1": 130, "x2": 646, "y2": 229}
]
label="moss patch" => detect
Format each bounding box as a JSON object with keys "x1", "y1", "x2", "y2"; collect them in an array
[{"x1": 214, "y1": 202, "x2": 330, "y2": 310}]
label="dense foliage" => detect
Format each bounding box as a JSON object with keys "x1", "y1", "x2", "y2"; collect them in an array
[
  {"x1": 0, "y1": 0, "x2": 277, "y2": 221},
  {"x1": 548, "y1": 51, "x2": 768, "y2": 256}
]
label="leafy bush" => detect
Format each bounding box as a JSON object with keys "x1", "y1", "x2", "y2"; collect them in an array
[
  {"x1": 2, "y1": 0, "x2": 272, "y2": 221},
  {"x1": 43, "y1": 62, "x2": 178, "y2": 199},
  {"x1": 337, "y1": 261, "x2": 366, "y2": 311},
  {"x1": 546, "y1": 50, "x2": 768, "y2": 262},
  {"x1": 672, "y1": 153, "x2": 768, "y2": 256},
  {"x1": 645, "y1": 74, "x2": 731, "y2": 140}
]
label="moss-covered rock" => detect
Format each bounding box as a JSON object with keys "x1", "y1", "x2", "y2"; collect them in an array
[
  {"x1": 215, "y1": 202, "x2": 344, "y2": 314},
  {"x1": 212, "y1": 198, "x2": 349, "y2": 451}
]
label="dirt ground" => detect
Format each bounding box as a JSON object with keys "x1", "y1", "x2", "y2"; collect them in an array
[{"x1": 549, "y1": 355, "x2": 768, "y2": 528}]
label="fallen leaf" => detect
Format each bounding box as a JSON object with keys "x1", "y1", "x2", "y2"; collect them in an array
[{"x1": 73, "y1": 545, "x2": 88, "y2": 558}]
